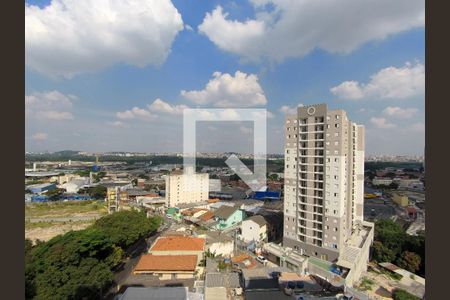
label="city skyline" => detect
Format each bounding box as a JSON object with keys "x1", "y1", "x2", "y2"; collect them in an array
[{"x1": 26, "y1": 0, "x2": 425, "y2": 155}]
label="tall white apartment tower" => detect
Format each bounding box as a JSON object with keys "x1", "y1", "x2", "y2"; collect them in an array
[{"x1": 283, "y1": 104, "x2": 365, "y2": 262}]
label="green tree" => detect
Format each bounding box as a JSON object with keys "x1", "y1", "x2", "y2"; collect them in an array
[
  {"x1": 372, "y1": 241, "x2": 396, "y2": 263},
  {"x1": 268, "y1": 173, "x2": 279, "y2": 181},
  {"x1": 28, "y1": 228, "x2": 117, "y2": 299},
  {"x1": 93, "y1": 211, "x2": 161, "y2": 250},
  {"x1": 25, "y1": 239, "x2": 36, "y2": 299},
  {"x1": 79, "y1": 186, "x2": 107, "y2": 199},
  {"x1": 374, "y1": 219, "x2": 405, "y2": 255},
  {"x1": 75, "y1": 169, "x2": 91, "y2": 177},
  {"x1": 392, "y1": 289, "x2": 420, "y2": 300},
  {"x1": 93, "y1": 171, "x2": 106, "y2": 183},
  {"x1": 396, "y1": 251, "x2": 421, "y2": 273}
]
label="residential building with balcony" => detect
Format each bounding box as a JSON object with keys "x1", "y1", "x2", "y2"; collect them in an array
[{"x1": 283, "y1": 103, "x2": 373, "y2": 271}]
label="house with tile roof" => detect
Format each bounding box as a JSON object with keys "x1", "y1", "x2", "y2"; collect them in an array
[
  {"x1": 133, "y1": 254, "x2": 197, "y2": 280},
  {"x1": 149, "y1": 235, "x2": 206, "y2": 263}
]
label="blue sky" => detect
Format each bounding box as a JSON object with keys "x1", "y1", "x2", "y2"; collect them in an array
[{"x1": 25, "y1": 0, "x2": 425, "y2": 155}]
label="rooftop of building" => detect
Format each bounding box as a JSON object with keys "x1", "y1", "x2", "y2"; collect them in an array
[
  {"x1": 205, "y1": 272, "x2": 241, "y2": 288},
  {"x1": 245, "y1": 215, "x2": 267, "y2": 227},
  {"x1": 126, "y1": 188, "x2": 157, "y2": 196},
  {"x1": 177, "y1": 201, "x2": 209, "y2": 210},
  {"x1": 214, "y1": 205, "x2": 240, "y2": 220},
  {"x1": 26, "y1": 182, "x2": 56, "y2": 189},
  {"x1": 119, "y1": 286, "x2": 188, "y2": 300},
  {"x1": 199, "y1": 211, "x2": 215, "y2": 221},
  {"x1": 150, "y1": 235, "x2": 205, "y2": 252},
  {"x1": 199, "y1": 230, "x2": 233, "y2": 244},
  {"x1": 134, "y1": 254, "x2": 197, "y2": 272}
]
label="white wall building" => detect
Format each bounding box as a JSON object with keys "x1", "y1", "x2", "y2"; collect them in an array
[
  {"x1": 209, "y1": 179, "x2": 221, "y2": 192},
  {"x1": 240, "y1": 215, "x2": 268, "y2": 243},
  {"x1": 372, "y1": 177, "x2": 393, "y2": 186},
  {"x1": 165, "y1": 169, "x2": 209, "y2": 207},
  {"x1": 60, "y1": 178, "x2": 90, "y2": 193}
]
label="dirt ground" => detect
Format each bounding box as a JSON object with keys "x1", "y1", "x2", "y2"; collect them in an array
[
  {"x1": 24, "y1": 201, "x2": 108, "y2": 243},
  {"x1": 25, "y1": 221, "x2": 94, "y2": 243},
  {"x1": 355, "y1": 265, "x2": 425, "y2": 300}
]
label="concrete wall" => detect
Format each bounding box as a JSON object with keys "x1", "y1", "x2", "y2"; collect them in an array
[
  {"x1": 343, "y1": 222, "x2": 374, "y2": 287},
  {"x1": 241, "y1": 219, "x2": 267, "y2": 243},
  {"x1": 207, "y1": 241, "x2": 234, "y2": 257},
  {"x1": 149, "y1": 250, "x2": 203, "y2": 264},
  {"x1": 283, "y1": 236, "x2": 339, "y2": 262}
]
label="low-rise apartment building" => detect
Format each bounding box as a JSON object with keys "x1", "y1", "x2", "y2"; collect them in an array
[{"x1": 165, "y1": 169, "x2": 209, "y2": 207}]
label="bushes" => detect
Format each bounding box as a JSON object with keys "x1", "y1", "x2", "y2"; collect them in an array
[
  {"x1": 358, "y1": 277, "x2": 374, "y2": 291},
  {"x1": 392, "y1": 289, "x2": 421, "y2": 300},
  {"x1": 25, "y1": 211, "x2": 162, "y2": 299}
]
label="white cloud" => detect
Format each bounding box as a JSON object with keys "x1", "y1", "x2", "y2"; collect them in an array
[
  {"x1": 279, "y1": 103, "x2": 304, "y2": 115},
  {"x1": 38, "y1": 111, "x2": 74, "y2": 120},
  {"x1": 331, "y1": 62, "x2": 424, "y2": 100},
  {"x1": 26, "y1": 90, "x2": 76, "y2": 121},
  {"x1": 31, "y1": 132, "x2": 48, "y2": 141},
  {"x1": 26, "y1": 90, "x2": 74, "y2": 109},
  {"x1": 107, "y1": 121, "x2": 126, "y2": 128},
  {"x1": 115, "y1": 98, "x2": 190, "y2": 123},
  {"x1": 198, "y1": 1, "x2": 424, "y2": 63},
  {"x1": 185, "y1": 24, "x2": 193, "y2": 31},
  {"x1": 330, "y1": 81, "x2": 365, "y2": 100},
  {"x1": 219, "y1": 109, "x2": 240, "y2": 120},
  {"x1": 116, "y1": 106, "x2": 156, "y2": 122},
  {"x1": 26, "y1": 0, "x2": 184, "y2": 78},
  {"x1": 148, "y1": 98, "x2": 188, "y2": 115},
  {"x1": 181, "y1": 71, "x2": 267, "y2": 107},
  {"x1": 370, "y1": 117, "x2": 396, "y2": 129},
  {"x1": 382, "y1": 106, "x2": 418, "y2": 119}
]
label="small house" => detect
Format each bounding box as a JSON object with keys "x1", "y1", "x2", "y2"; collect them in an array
[{"x1": 213, "y1": 205, "x2": 246, "y2": 230}]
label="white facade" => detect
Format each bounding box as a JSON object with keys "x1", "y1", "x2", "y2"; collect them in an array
[
  {"x1": 165, "y1": 171, "x2": 209, "y2": 207},
  {"x1": 372, "y1": 178, "x2": 393, "y2": 186},
  {"x1": 209, "y1": 179, "x2": 222, "y2": 192},
  {"x1": 207, "y1": 240, "x2": 234, "y2": 257},
  {"x1": 241, "y1": 218, "x2": 267, "y2": 243},
  {"x1": 60, "y1": 178, "x2": 90, "y2": 193}
]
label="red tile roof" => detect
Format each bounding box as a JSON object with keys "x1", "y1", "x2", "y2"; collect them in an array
[
  {"x1": 134, "y1": 254, "x2": 197, "y2": 272},
  {"x1": 199, "y1": 211, "x2": 214, "y2": 221},
  {"x1": 150, "y1": 236, "x2": 205, "y2": 251}
]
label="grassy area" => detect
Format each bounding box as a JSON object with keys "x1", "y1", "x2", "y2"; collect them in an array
[
  {"x1": 25, "y1": 219, "x2": 95, "y2": 230},
  {"x1": 358, "y1": 277, "x2": 374, "y2": 291},
  {"x1": 25, "y1": 200, "x2": 107, "y2": 218}
]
